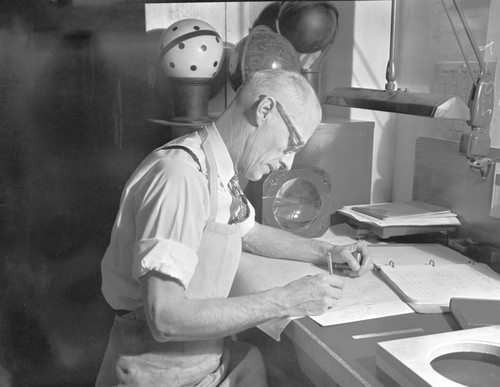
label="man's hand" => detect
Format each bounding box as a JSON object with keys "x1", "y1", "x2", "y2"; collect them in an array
[
  {"x1": 328, "y1": 240, "x2": 374, "y2": 277},
  {"x1": 278, "y1": 273, "x2": 344, "y2": 317}
]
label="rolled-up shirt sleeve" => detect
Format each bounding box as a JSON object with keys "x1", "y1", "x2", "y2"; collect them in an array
[
  {"x1": 131, "y1": 155, "x2": 210, "y2": 288},
  {"x1": 132, "y1": 238, "x2": 198, "y2": 287}
]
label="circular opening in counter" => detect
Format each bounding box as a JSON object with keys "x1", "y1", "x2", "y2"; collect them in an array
[{"x1": 430, "y1": 350, "x2": 500, "y2": 387}]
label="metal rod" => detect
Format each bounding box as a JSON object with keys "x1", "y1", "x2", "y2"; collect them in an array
[
  {"x1": 385, "y1": 0, "x2": 397, "y2": 90},
  {"x1": 452, "y1": 0, "x2": 487, "y2": 76},
  {"x1": 441, "y1": 0, "x2": 475, "y2": 82}
]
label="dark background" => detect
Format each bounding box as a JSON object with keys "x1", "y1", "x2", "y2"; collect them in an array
[{"x1": 0, "y1": 1, "x2": 174, "y2": 385}]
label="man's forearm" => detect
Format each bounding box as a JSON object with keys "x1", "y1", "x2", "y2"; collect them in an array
[
  {"x1": 147, "y1": 289, "x2": 288, "y2": 342},
  {"x1": 142, "y1": 270, "x2": 343, "y2": 343},
  {"x1": 242, "y1": 222, "x2": 328, "y2": 265}
]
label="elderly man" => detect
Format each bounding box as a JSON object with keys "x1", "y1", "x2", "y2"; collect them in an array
[{"x1": 96, "y1": 69, "x2": 373, "y2": 386}]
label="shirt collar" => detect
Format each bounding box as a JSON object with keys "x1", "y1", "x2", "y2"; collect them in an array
[{"x1": 206, "y1": 123, "x2": 236, "y2": 187}]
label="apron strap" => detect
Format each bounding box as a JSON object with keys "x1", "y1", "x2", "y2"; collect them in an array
[{"x1": 200, "y1": 126, "x2": 219, "y2": 223}]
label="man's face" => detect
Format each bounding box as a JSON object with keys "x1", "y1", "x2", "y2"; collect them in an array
[{"x1": 238, "y1": 100, "x2": 316, "y2": 181}]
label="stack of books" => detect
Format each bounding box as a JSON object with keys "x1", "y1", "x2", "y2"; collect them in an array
[{"x1": 337, "y1": 201, "x2": 461, "y2": 239}]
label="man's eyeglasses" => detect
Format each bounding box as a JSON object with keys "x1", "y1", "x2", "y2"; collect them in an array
[{"x1": 275, "y1": 100, "x2": 306, "y2": 154}]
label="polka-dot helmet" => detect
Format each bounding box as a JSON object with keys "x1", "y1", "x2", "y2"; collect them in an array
[{"x1": 158, "y1": 19, "x2": 224, "y2": 79}]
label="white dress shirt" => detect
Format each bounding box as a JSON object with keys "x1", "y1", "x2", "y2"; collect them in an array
[{"x1": 101, "y1": 124, "x2": 255, "y2": 311}]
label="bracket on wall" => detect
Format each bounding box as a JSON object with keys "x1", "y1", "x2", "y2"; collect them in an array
[{"x1": 442, "y1": 0, "x2": 496, "y2": 179}]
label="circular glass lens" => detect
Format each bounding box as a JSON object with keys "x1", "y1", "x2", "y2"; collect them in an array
[{"x1": 273, "y1": 178, "x2": 322, "y2": 231}]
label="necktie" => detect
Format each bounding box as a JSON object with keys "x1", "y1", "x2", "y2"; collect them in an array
[{"x1": 227, "y1": 175, "x2": 249, "y2": 224}]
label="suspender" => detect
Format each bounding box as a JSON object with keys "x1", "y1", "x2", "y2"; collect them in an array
[
  {"x1": 160, "y1": 127, "x2": 245, "y2": 226},
  {"x1": 159, "y1": 131, "x2": 219, "y2": 223},
  {"x1": 159, "y1": 145, "x2": 202, "y2": 172}
]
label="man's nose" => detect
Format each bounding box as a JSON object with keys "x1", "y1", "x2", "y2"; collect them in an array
[{"x1": 279, "y1": 153, "x2": 295, "y2": 170}]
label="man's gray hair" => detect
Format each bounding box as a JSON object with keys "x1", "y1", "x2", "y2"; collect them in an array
[{"x1": 236, "y1": 69, "x2": 322, "y2": 134}]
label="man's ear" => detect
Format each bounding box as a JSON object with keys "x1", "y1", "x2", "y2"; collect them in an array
[{"x1": 255, "y1": 95, "x2": 276, "y2": 126}]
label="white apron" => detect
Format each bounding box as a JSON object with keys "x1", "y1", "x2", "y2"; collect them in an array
[{"x1": 95, "y1": 129, "x2": 267, "y2": 387}]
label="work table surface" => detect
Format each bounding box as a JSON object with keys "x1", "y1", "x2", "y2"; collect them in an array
[
  {"x1": 230, "y1": 224, "x2": 461, "y2": 386},
  {"x1": 285, "y1": 311, "x2": 459, "y2": 386}
]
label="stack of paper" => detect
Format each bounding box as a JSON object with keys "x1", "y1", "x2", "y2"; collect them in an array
[
  {"x1": 337, "y1": 201, "x2": 460, "y2": 239},
  {"x1": 352, "y1": 201, "x2": 455, "y2": 220}
]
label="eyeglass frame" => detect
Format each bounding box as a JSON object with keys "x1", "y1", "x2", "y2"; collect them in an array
[{"x1": 275, "y1": 100, "x2": 306, "y2": 154}]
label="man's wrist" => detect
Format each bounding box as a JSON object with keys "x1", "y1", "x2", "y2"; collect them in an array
[{"x1": 311, "y1": 239, "x2": 331, "y2": 266}]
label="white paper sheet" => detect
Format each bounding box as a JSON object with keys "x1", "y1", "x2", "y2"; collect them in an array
[
  {"x1": 230, "y1": 226, "x2": 414, "y2": 340},
  {"x1": 309, "y1": 273, "x2": 413, "y2": 327},
  {"x1": 230, "y1": 256, "x2": 413, "y2": 338}
]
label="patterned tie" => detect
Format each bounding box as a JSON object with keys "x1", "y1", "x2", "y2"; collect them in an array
[{"x1": 227, "y1": 175, "x2": 249, "y2": 224}]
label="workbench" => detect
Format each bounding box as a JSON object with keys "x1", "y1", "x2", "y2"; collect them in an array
[
  {"x1": 230, "y1": 224, "x2": 461, "y2": 387},
  {"x1": 284, "y1": 308, "x2": 459, "y2": 386}
]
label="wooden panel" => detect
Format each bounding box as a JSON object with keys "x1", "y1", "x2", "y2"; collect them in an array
[
  {"x1": 245, "y1": 118, "x2": 374, "y2": 224},
  {"x1": 293, "y1": 118, "x2": 374, "y2": 214},
  {"x1": 413, "y1": 137, "x2": 500, "y2": 246}
]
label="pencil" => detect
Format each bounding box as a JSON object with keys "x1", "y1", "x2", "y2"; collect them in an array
[
  {"x1": 332, "y1": 262, "x2": 351, "y2": 270},
  {"x1": 328, "y1": 252, "x2": 333, "y2": 274},
  {"x1": 331, "y1": 252, "x2": 363, "y2": 271}
]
